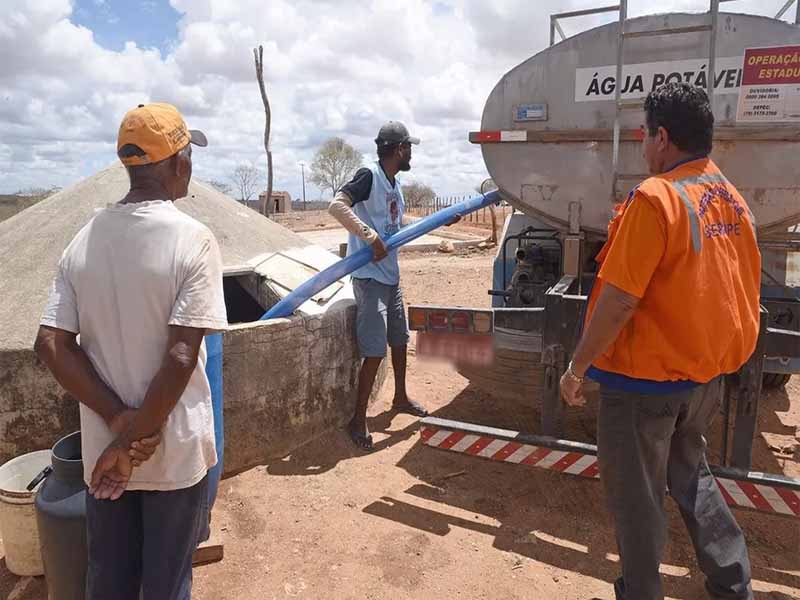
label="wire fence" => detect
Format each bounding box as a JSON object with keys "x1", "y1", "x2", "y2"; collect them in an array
[
  {"x1": 405, "y1": 196, "x2": 512, "y2": 228},
  {"x1": 268, "y1": 196, "x2": 513, "y2": 232}
]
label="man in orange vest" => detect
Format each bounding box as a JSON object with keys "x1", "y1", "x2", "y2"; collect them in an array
[{"x1": 560, "y1": 82, "x2": 760, "y2": 600}]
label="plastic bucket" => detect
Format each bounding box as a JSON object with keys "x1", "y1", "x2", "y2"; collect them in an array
[{"x1": 0, "y1": 449, "x2": 51, "y2": 575}]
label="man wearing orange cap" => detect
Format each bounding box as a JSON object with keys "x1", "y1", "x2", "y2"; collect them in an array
[{"x1": 35, "y1": 103, "x2": 227, "y2": 599}]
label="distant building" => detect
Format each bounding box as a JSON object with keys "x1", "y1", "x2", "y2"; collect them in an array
[{"x1": 258, "y1": 190, "x2": 292, "y2": 214}]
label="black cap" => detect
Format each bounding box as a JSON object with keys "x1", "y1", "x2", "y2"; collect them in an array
[{"x1": 375, "y1": 121, "x2": 420, "y2": 146}]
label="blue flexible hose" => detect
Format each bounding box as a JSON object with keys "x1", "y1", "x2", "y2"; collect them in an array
[{"x1": 261, "y1": 190, "x2": 501, "y2": 320}]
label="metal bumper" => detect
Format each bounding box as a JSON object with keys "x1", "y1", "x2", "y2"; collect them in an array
[{"x1": 420, "y1": 417, "x2": 800, "y2": 519}]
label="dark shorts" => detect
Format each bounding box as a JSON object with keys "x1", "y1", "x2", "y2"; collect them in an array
[
  {"x1": 352, "y1": 277, "x2": 410, "y2": 357},
  {"x1": 86, "y1": 474, "x2": 209, "y2": 600}
]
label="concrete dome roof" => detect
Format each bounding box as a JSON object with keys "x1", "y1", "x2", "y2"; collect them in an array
[{"x1": 0, "y1": 163, "x2": 315, "y2": 350}]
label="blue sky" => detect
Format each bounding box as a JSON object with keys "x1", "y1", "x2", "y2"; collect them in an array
[{"x1": 71, "y1": 0, "x2": 181, "y2": 54}]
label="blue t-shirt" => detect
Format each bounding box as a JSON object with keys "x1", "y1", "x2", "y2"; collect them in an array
[
  {"x1": 586, "y1": 366, "x2": 700, "y2": 395},
  {"x1": 339, "y1": 161, "x2": 404, "y2": 285}
]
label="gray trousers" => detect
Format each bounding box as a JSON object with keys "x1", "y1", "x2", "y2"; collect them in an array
[
  {"x1": 598, "y1": 378, "x2": 753, "y2": 600},
  {"x1": 86, "y1": 474, "x2": 209, "y2": 600}
]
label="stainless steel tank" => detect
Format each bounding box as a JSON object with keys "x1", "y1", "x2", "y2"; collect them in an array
[{"x1": 478, "y1": 12, "x2": 800, "y2": 237}]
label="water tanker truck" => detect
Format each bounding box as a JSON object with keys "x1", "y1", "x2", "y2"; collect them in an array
[{"x1": 411, "y1": 2, "x2": 800, "y2": 518}]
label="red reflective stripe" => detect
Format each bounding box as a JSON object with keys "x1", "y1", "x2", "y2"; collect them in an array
[
  {"x1": 492, "y1": 442, "x2": 522, "y2": 461},
  {"x1": 465, "y1": 437, "x2": 493, "y2": 455},
  {"x1": 580, "y1": 462, "x2": 600, "y2": 478},
  {"x1": 476, "y1": 131, "x2": 501, "y2": 142},
  {"x1": 419, "y1": 426, "x2": 437, "y2": 442},
  {"x1": 717, "y1": 480, "x2": 736, "y2": 507},
  {"x1": 438, "y1": 431, "x2": 466, "y2": 450},
  {"x1": 521, "y1": 447, "x2": 551, "y2": 466},
  {"x1": 551, "y1": 452, "x2": 584, "y2": 472},
  {"x1": 736, "y1": 481, "x2": 774, "y2": 512},
  {"x1": 774, "y1": 487, "x2": 800, "y2": 516}
]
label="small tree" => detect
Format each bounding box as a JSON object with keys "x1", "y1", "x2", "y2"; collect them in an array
[
  {"x1": 403, "y1": 181, "x2": 436, "y2": 210},
  {"x1": 309, "y1": 137, "x2": 363, "y2": 197},
  {"x1": 208, "y1": 180, "x2": 232, "y2": 195},
  {"x1": 230, "y1": 163, "x2": 261, "y2": 204}
]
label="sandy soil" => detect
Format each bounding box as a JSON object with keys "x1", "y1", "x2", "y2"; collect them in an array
[
  {"x1": 3, "y1": 251, "x2": 798, "y2": 600},
  {"x1": 192, "y1": 251, "x2": 799, "y2": 600}
]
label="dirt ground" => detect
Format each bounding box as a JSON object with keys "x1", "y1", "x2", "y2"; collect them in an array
[
  {"x1": 191, "y1": 251, "x2": 799, "y2": 600},
  {"x1": 4, "y1": 251, "x2": 799, "y2": 600}
]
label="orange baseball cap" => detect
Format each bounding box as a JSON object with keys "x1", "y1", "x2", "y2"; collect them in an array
[{"x1": 117, "y1": 102, "x2": 208, "y2": 166}]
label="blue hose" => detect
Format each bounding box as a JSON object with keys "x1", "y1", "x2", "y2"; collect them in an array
[
  {"x1": 261, "y1": 190, "x2": 501, "y2": 320},
  {"x1": 204, "y1": 332, "x2": 224, "y2": 510}
]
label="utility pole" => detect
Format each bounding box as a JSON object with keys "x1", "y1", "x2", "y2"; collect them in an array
[{"x1": 299, "y1": 161, "x2": 307, "y2": 212}]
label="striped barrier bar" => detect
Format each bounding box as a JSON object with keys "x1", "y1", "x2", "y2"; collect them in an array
[
  {"x1": 420, "y1": 424, "x2": 600, "y2": 478},
  {"x1": 419, "y1": 417, "x2": 800, "y2": 518}
]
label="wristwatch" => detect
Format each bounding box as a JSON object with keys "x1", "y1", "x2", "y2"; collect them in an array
[{"x1": 566, "y1": 361, "x2": 584, "y2": 383}]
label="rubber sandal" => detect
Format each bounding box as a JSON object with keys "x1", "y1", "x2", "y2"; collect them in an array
[
  {"x1": 348, "y1": 429, "x2": 375, "y2": 451},
  {"x1": 393, "y1": 401, "x2": 428, "y2": 417}
]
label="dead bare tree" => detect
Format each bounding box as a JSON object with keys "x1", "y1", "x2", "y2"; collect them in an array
[
  {"x1": 230, "y1": 163, "x2": 261, "y2": 205},
  {"x1": 254, "y1": 45, "x2": 272, "y2": 216}
]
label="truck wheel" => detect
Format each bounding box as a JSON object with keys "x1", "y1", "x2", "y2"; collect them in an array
[
  {"x1": 762, "y1": 372, "x2": 791, "y2": 389},
  {"x1": 456, "y1": 349, "x2": 544, "y2": 403}
]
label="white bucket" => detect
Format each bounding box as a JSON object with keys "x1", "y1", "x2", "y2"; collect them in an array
[{"x1": 0, "y1": 450, "x2": 51, "y2": 576}]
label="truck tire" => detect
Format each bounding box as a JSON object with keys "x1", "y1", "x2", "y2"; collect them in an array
[
  {"x1": 456, "y1": 349, "x2": 544, "y2": 403},
  {"x1": 456, "y1": 349, "x2": 602, "y2": 403},
  {"x1": 762, "y1": 372, "x2": 791, "y2": 389}
]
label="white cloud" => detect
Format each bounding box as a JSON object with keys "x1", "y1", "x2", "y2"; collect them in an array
[{"x1": 0, "y1": 0, "x2": 796, "y2": 197}]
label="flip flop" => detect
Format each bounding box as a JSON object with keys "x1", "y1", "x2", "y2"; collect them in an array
[
  {"x1": 348, "y1": 429, "x2": 375, "y2": 452},
  {"x1": 393, "y1": 401, "x2": 428, "y2": 417}
]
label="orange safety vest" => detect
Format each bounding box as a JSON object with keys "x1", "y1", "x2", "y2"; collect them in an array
[{"x1": 585, "y1": 157, "x2": 761, "y2": 384}]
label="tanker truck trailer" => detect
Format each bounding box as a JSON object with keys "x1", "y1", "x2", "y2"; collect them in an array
[{"x1": 412, "y1": 1, "x2": 800, "y2": 518}]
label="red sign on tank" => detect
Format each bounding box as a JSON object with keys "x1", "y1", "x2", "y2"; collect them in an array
[{"x1": 742, "y1": 46, "x2": 800, "y2": 85}]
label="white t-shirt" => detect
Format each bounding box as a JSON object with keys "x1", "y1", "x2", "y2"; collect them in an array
[{"x1": 40, "y1": 200, "x2": 228, "y2": 491}]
